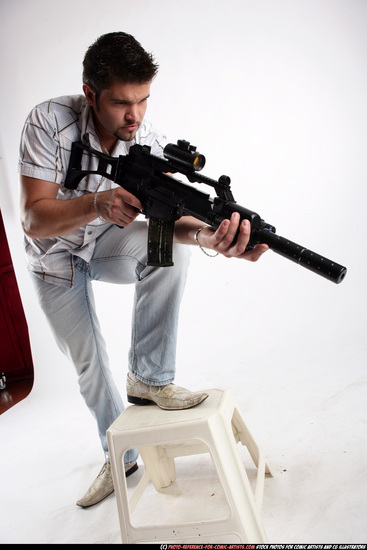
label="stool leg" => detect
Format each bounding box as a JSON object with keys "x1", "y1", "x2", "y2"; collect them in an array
[
  {"x1": 232, "y1": 407, "x2": 272, "y2": 476},
  {"x1": 107, "y1": 443, "x2": 132, "y2": 543},
  {"x1": 139, "y1": 445, "x2": 176, "y2": 491},
  {"x1": 207, "y1": 417, "x2": 268, "y2": 542}
]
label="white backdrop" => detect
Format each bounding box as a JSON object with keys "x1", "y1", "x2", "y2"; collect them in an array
[
  {"x1": 0, "y1": 0, "x2": 366, "y2": 543},
  {"x1": 0, "y1": 0, "x2": 365, "y2": 398}
]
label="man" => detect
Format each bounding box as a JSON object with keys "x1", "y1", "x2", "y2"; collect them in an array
[{"x1": 18, "y1": 32, "x2": 268, "y2": 508}]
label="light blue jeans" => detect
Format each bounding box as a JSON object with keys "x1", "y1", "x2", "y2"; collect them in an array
[{"x1": 30, "y1": 222, "x2": 191, "y2": 463}]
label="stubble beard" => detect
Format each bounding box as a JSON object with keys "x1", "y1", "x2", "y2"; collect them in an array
[{"x1": 114, "y1": 123, "x2": 140, "y2": 143}]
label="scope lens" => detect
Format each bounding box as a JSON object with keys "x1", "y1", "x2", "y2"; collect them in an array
[
  {"x1": 164, "y1": 143, "x2": 206, "y2": 171},
  {"x1": 193, "y1": 154, "x2": 205, "y2": 171}
]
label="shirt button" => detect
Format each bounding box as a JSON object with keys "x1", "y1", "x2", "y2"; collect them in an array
[{"x1": 87, "y1": 231, "x2": 92, "y2": 235}]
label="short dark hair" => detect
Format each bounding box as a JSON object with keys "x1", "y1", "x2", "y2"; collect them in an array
[{"x1": 83, "y1": 32, "x2": 159, "y2": 97}]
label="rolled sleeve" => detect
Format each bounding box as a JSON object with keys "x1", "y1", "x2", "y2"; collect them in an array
[{"x1": 18, "y1": 105, "x2": 64, "y2": 183}]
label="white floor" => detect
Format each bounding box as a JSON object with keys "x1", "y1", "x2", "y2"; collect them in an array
[
  {"x1": 1, "y1": 0, "x2": 366, "y2": 543},
  {"x1": 1, "y1": 257, "x2": 366, "y2": 544}
]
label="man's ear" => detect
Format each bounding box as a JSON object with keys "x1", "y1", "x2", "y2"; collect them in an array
[{"x1": 83, "y1": 84, "x2": 96, "y2": 107}]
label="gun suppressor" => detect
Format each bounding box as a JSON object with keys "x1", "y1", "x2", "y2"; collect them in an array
[{"x1": 256, "y1": 229, "x2": 347, "y2": 284}]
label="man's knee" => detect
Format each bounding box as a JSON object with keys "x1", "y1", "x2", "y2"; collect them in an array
[{"x1": 172, "y1": 242, "x2": 191, "y2": 269}]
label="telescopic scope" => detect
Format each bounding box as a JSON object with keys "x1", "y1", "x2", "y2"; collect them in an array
[{"x1": 164, "y1": 140, "x2": 206, "y2": 171}]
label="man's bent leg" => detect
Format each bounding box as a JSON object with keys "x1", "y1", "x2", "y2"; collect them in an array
[
  {"x1": 30, "y1": 267, "x2": 137, "y2": 465},
  {"x1": 89, "y1": 222, "x2": 208, "y2": 409},
  {"x1": 90, "y1": 222, "x2": 190, "y2": 384}
]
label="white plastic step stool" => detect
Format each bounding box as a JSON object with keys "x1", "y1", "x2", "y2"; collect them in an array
[{"x1": 107, "y1": 387, "x2": 272, "y2": 544}]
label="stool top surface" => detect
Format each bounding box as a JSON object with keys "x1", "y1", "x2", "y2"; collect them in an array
[{"x1": 108, "y1": 388, "x2": 234, "y2": 432}]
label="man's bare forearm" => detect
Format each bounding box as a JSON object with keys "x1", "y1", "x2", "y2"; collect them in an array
[
  {"x1": 21, "y1": 191, "x2": 97, "y2": 238},
  {"x1": 173, "y1": 216, "x2": 204, "y2": 245}
]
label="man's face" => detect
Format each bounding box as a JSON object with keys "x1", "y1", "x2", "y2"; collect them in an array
[{"x1": 83, "y1": 80, "x2": 151, "y2": 143}]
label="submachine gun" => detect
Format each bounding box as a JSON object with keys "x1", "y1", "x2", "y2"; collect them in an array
[{"x1": 65, "y1": 137, "x2": 347, "y2": 284}]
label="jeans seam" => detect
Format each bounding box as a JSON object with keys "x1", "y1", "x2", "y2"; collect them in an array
[{"x1": 82, "y1": 268, "x2": 121, "y2": 419}]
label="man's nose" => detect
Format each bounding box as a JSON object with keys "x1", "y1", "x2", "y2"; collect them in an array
[{"x1": 125, "y1": 104, "x2": 138, "y2": 120}]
